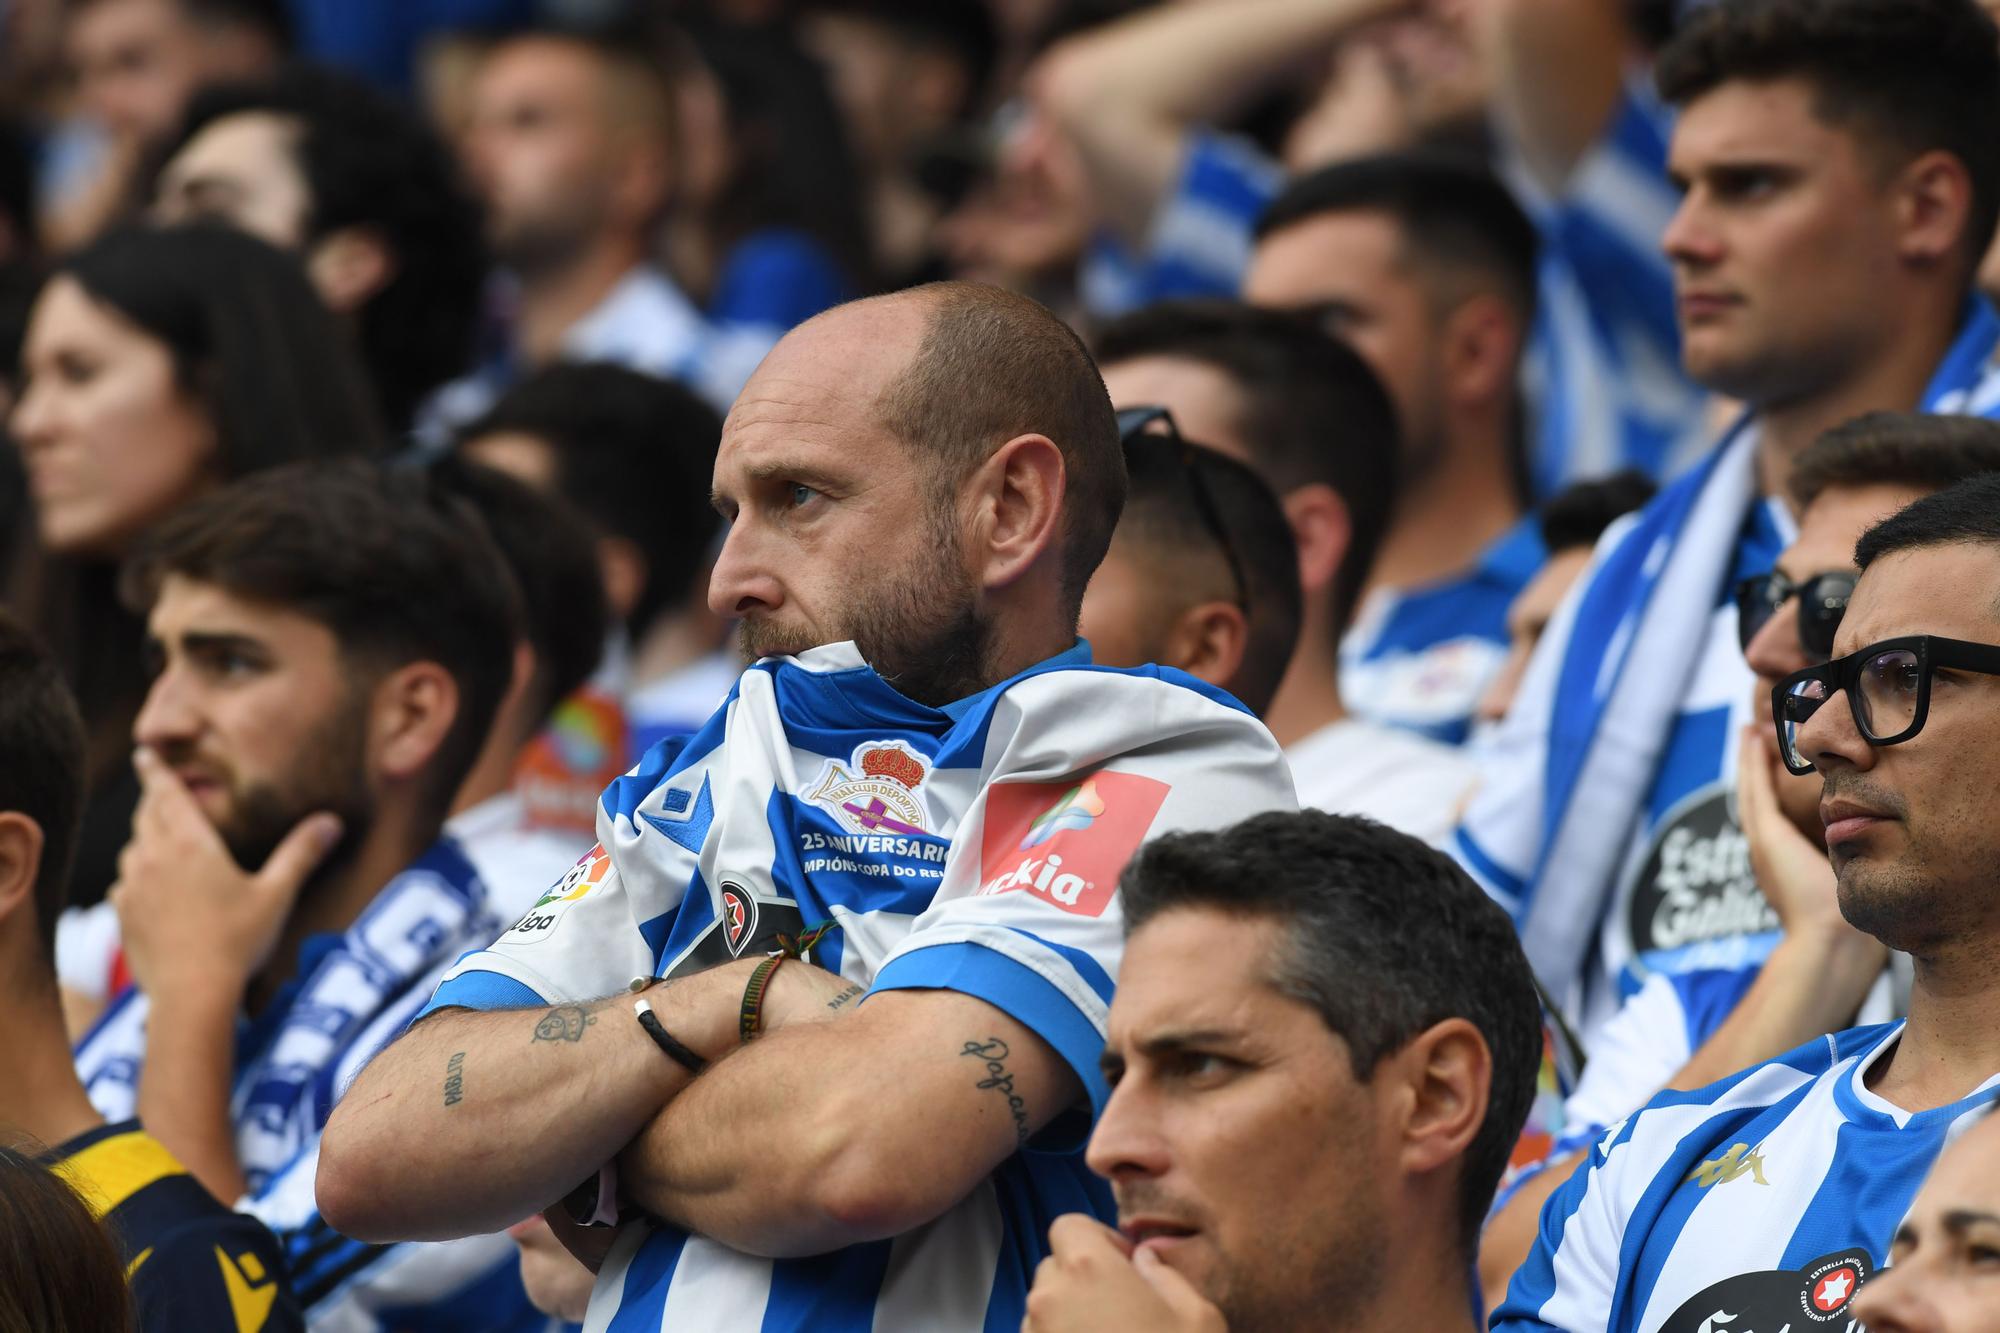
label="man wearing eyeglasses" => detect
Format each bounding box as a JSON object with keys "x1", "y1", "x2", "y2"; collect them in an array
[
  {"x1": 1495, "y1": 470, "x2": 2000, "y2": 1330},
  {"x1": 1455, "y1": 0, "x2": 2000, "y2": 1068},
  {"x1": 1480, "y1": 413, "x2": 2000, "y2": 1300}
]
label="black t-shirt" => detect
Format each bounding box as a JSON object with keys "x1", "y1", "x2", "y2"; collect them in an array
[{"x1": 48, "y1": 1120, "x2": 305, "y2": 1333}]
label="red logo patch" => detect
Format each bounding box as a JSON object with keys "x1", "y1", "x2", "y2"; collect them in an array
[
  {"x1": 976, "y1": 772, "x2": 1171, "y2": 916},
  {"x1": 721, "y1": 882, "x2": 757, "y2": 955},
  {"x1": 1811, "y1": 1265, "x2": 1857, "y2": 1312}
]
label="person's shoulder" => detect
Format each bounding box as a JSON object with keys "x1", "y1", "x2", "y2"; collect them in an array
[{"x1": 57, "y1": 1125, "x2": 303, "y2": 1332}]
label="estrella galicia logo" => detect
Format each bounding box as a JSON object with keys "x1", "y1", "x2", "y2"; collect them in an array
[
  {"x1": 1660, "y1": 1248, "x2": 1871, "y2": 1331},
  {"x1": 1625, "y1": 782, "x2": 1777, "y2": 962},
  {"x1": 720, "y1": 881, "x2": 757, "y2": 957}
]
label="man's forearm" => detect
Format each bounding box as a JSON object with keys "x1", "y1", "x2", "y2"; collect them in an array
[
  {"x1": 318, "y1": 977, "x2": 733, "y2": 1242},
  {"x1": 1667, "y1": 928, "x2": 1884, "y2": 1092},
  {"x1": 1476, "y1": 0, "x2": 1631, "y2": 191},
  {"x1": 1038, "y1": 0, "x2": 1406, "y2": 242},
  {"x1": 138, "y1": 988, "x2": 248, "y2": 1205},
  {"x1": 619, "y1": 988, "x2": 1081, "y2": 1258}
]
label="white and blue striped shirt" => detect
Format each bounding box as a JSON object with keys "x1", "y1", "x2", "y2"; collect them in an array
[
  {"x1": 414, "y1": 640, "x2": 1296, "y2": 1331},
  {"x1": 1495, "y1": 1023, "x2": 2000, "y2": 1332}
]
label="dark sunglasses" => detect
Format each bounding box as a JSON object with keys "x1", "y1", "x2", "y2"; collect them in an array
[
  {"x1": 1114, "y1": 406, "x2": 1250, "y2": 610},
  {"x1": 1735, "y1": 569, "x2": 1855, "y2": 661},
  {"x1": 1771, "y1": 634, "x2": 2000, "y2": 775}
]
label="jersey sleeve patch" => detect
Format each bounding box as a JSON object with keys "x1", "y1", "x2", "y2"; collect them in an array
[{"x1": 975, "y1": 773, "x2": 1170, "y2": 916}]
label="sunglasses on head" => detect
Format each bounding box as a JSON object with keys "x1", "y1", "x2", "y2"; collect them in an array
[
  {"x1": 1734, "y1": 569, "x2": 1856, "y2": 661},
  {"x1": 1114, "y1": 405, "x2": 1250, "y2": 610},
  {"x1": 1771, "y1": 633, "x2": 2000, "y2": 775}
]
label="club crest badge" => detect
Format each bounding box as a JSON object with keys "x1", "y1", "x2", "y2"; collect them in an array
[
  {"x1": 720, "y1": 881, "x2": 758, "y2": 956},
  {"x1": 807, "y1": 741, "x2": 934, "y2": 836}
]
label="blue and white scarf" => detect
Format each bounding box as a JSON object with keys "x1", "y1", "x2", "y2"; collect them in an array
[
  {"x1": 1457, "y1": 298, "x2": 2000, "y2": 1009},
  {"x1": 75, "y1": 838, "x2": 499, "y2": 1195}
]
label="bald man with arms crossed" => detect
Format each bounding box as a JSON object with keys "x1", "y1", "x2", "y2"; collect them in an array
[{"x1": 319, "y1": 283, "x2": 1296, "y2": 1329}]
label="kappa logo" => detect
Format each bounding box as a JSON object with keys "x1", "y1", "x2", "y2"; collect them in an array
[
  {"x1": 808, "y1": 741, "x2": 935, "y2": 837},
  {"x1": 720, "y1": 881, "x2": 758, "y2": 956},
  {"x1": 977, "y1": 772, "x2": 1171, "y2": 917},
  {"x1": 1687, "y1": 1142, "x2": 1770, "y2": 1189}
]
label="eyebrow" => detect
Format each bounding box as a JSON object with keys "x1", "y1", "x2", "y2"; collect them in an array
[
  {"x1": 1099, "y1": 1028, "x2": 1246, "y2": 1078},
  {"x1": 1944, "y1": 1209, "x2": 2000, "y2": 1234},
  {"x1": 711, "y1": 459, "x2": 850, "y2": 513},
  {"x1": 174, "y1": 630, "x2": 269, "y2": 658}
]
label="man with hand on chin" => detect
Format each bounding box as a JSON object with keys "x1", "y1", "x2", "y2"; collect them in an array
[
  {"x1": 74, "y1": 460, "x2": 549, "y2": 1329},
  {"x1": 1497, "y1": 472, "x2": 2000, "y2": 1329},
  {"x1": 1025, "y1": 810, "x2": 1543, "y2": 1333}
]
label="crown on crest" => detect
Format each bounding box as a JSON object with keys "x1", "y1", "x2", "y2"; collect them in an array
[{"x1": 861, "y1": 747, "x2": 925, "y2": 789}]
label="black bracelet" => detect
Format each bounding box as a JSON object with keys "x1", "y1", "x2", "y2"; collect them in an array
[{"x1": 634, "y1": 996, "x2": 707, "y2": 1074}]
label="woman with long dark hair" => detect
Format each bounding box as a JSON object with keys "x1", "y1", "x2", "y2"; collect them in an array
[{"x1": 6, "y1": 223, "x2": 382, "y2": 911}]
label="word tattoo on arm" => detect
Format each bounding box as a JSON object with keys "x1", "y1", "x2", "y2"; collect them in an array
[
  {"x1": 442, "y1": 1051, "x2": 466, "y2": 1108},
  {"x1": 533, "y1": 1005, "x2": 596, "y2": 1044},
  {"x1": 961, "y1": 1037, "x2": 1030, "y2": 1146},
  {"x1": 826, "y1": 984, "x2": 865, "y2": 1012}
]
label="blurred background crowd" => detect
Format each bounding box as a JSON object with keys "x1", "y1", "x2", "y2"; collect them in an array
[{"x1": 8, "y1": 0, "x2": 2000, "y2": 1329}]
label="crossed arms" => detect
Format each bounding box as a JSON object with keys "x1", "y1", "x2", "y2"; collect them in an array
[{"x1": 316, "y1": 956, "x2": 1083, "y2": 1257}]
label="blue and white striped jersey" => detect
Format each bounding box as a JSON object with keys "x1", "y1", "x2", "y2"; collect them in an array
[
  {"x1": 1508, "y1": 79, "x2": 1708, "y2": 491},
  {"x1": 1340, "y1": 516, "x2": 1546, "y2": 747},
  {"x1": 1078, "y1": 132, "x2": 1285, "y2": 319},
  {"x1": 1494, "y1": 1024, "x2": 2000, "y2": 1333},
  {"x1": 416, "y1": 640, "x2": 1297, "y2": 1331},
  {"x1": 1086, "y1": 85, "x2": 1705, "y2": 491}
]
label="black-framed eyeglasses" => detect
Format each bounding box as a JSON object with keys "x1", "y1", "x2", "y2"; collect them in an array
[
  {"x1": 1771, "y1": 634, "x2": 2000, "y2": 775},
  {"x1": 1114, "y1": 405, "x2": 1250, "y2": 610},
  {"x1": 1734, "y1": 569, "x2": 1855, "y2": 661}
]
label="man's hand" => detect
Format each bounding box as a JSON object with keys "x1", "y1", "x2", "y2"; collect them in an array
[
  {"x1": 1022, "y1": 1215, "x2": 1227, "y2": 1333},
  {"x1": 110, "y1": 746, "x2": 342, "y2": 1008},
  {"x1": 760, "y1": 961, "x2": 867, "y2": 1031},
  {"x1": 1737, "y1": 725, "x2": 1880, "y2": 956}
]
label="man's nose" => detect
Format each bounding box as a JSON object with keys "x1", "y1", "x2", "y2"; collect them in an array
[
  {"x1": 1792, "y1": 683, "x2": 1874, "y2": 774},
  {"x1": 1743, "y1": 593, "x2": 1809, "y2": 684},
  {"x1": 1662, "y1": 194, "x2": 1723, "y2": 268},
  {"x1": 132, "y1": 668, "x2": 200, "y2": 751},
  {"x1": 1083, "y1": 1081, "x2": 1171, "y2": 1184},
  {"x1": 706, "y1": 520, "x2": 784, "y2": 620},
  {"x1": 1848, "y1": 1260, "x2": 1937, "y2": 1333}
]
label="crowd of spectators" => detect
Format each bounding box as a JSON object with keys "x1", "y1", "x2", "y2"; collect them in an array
[{"x1": 5, "y1": 0, "x2": 2000, "y2": 1330}]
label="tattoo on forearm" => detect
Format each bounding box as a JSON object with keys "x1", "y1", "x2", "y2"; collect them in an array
[
  {"x1": 443, "y1": 1051, "x2": 466, "y2": 1108},
  {"x1": 533, "y1": 1005, "x2": 596, "y2": 1043},
  {"x1": 961, "y1": 1037, "x2": 1030, "y2": 1146},
  {"x1": 826, "y1": 984, "x2": 864, "y2": 1012}
]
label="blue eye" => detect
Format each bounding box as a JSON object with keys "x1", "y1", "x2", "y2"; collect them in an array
[{"x1": 790, "y1": 484, "x2": 822, "y2": 508}]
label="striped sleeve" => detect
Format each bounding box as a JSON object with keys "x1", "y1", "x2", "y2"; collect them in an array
[{"x1": 871, "y1": 673, "x2": 1296, "y2": 1139}]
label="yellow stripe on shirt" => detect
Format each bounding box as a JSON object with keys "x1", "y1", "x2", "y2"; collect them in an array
[{"x1": 55, "y1": 1129, "x2": 188, "y2": 1218}]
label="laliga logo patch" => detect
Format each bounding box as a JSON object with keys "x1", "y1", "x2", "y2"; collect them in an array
[
  {"x1": 720, "y1": 880, "x2": 759, "y2": 957},
  {"x1": 807, "y1": 741, "x2": 934, "y2": 837},
  {"x1": 507, "y1": 844, "x2": 611, "y2": 943},
  {"x1": 977, "y1": 773, "x2": 1171, "y2": 917}
]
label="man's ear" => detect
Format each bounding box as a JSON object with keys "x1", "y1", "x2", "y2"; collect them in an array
[
  {"x1": 1281, "y1": 482, "x2": 1351, "y2": 598},
  {"x1": 1158, "y1": 600, "x2": 1250, "y2": 690},
  {"x1": 1439, "y1": 293, "x2": 1523, "y2": 412},
  {"x1": 306, "y1": 226, "x2": 396, "y2": 315},
  {"x1": 968, "y1": 434, "x2": 1067, "y2": 594},
  {"x1": 369, "y1": 662, "x2": 463, "y2": 787},
  {"x1": 1893, "y1": 148, "x2": 1976, "y2": 269},
  {"x1": 0, "y1": 811, "x2": 46, "y2": 939},
  {"x1": 1388, "y1": 1017, "x2": 1492, "y2": 1179}
]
